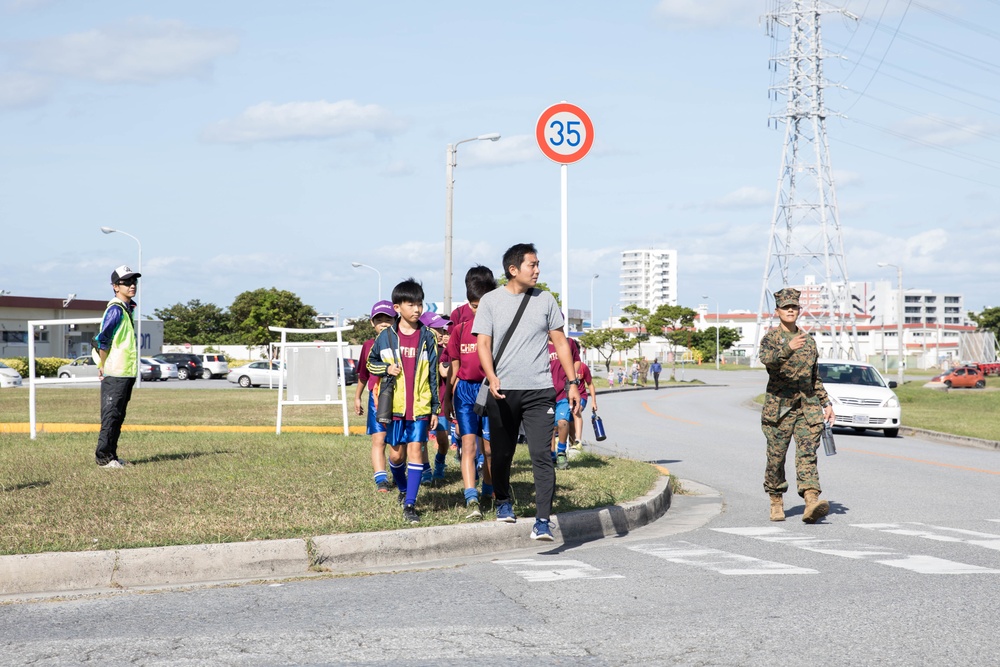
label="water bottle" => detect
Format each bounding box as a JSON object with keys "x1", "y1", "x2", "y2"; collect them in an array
[
  {"x1": 376, "y1": 375, "x2": 396, "y2": 423},
  {"x1": 591, "y1": 412, "x2": 607, "y2": 442}
]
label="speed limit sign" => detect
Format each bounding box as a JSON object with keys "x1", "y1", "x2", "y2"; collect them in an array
[{"x1": 535, "y1": 102, "x2": 594, "y2": 164}]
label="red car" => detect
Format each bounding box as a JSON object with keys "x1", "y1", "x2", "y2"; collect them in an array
[{"x1": 936, "y1": 366, "x2": 986, "y2": 389}]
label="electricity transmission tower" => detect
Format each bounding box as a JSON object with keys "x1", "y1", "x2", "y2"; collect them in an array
[{"x1": 753, "y1": 0, "x2": 861, "y2": 362}]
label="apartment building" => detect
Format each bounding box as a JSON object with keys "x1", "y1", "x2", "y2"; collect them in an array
[{"x1": 619, "y1": 249, "x2": 677, "y2": 311}]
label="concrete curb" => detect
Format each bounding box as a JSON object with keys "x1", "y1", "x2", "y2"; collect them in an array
[
  {"x1": 899, "y1": 426, "x2": 1000, "y2": 451},
  {"x1": 0, "y1": 476, "x2": 672, "y2": 598}
]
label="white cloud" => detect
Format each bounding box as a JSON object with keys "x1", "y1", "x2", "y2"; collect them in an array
[
  {"x1": 833, "y1": 170, "x2": 862, "y2": 188},
  {"x1": 461, "y1": 134, "x2": 541, "y2": 167},
  {"x1": 381, "y1": 160, "x2": 414, "y2": 177},
  {"x1": 21, "y1": 18, "x2": 238, "y2": 84},
  {"x1": 202, "y1": 100, "x2": 406, "y2": 144},
  {"x1": 0, "y1": 71, "x2": 51, "y2": 108},
  {"x1": 653, "y1": 0, "x2": 761, "y2": 28},
  {"x1": 896, "y1": 115, "x2": 993, "y2": 147},
  {"x1": 711, "y1": 186, "x2": 773, "y2": 209}
]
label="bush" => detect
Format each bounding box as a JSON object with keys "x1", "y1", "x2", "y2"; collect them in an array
[{"x1": 0, "y1": 357, "x2": 73, "y2": 378}]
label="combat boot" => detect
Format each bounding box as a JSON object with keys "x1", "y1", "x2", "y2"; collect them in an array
[
  {"x1": 802, "y1": 489, "x2": 830, "y2": 524},
  {"x1": 769, "y1": 495, "x2": 785, "y2": 522}
]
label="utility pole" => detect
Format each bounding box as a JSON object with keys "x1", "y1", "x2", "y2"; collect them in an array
[{"x1": 753, "y1": 0, "x2": 860, "y2": 363}]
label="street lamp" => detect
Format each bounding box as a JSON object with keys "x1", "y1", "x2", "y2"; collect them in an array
[
  {"x1": 877, "y1": 262, "x2": 905, "y2": 385},
  {"x1": 444, "y1": 132, "x2": 500, "y2": 314},
  {"x1": 351, "y1": 262, "x2": 381, "y2": 302},
  {"x1": 100, "y1": 226, "x2": 142, "y2": 387},
  {"x1": 702, "y1": 295, "x2": 720, "y2": 370},
  {"x1": 589, "y1": 274, "x2": 599, "y2": 329}
]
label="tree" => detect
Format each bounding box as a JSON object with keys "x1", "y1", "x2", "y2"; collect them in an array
[
  {"x1": 970, "y1": 307, "x2": 1000, "y2": 339},
  {"x1": 497, "y1": 278, "x2": 560, "y2": 306},
  {"x1": 153, "y1": 300, "x2": 231, "y2": 345},
  {"x1": 648, "y1": 304, "x2": 698, "y2": 379},
  {"x1": 618, "y1": 304, "x2": 651, "y2": 356},
  {"x1": 228, "y1": 288, "x2": 319, "y2": 349},
  {"x1": 346, "y1": 316, "x2": 377, "y2": 346},
  {"x1": 687, "y1": 326, "x2": 742, "y2": 362},
  {"x1": 579, "y1": 327, "x2": 636, "y2": 372}
]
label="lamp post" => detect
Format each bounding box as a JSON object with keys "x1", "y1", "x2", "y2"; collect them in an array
[
  {"x1": 589, "y1": 273, "x2": 599, "y2": 329},
  {"x1": 100, "y1": 226, "x2": 142, "y2": 387},
  {"x1": 877, "y1": 262, "x2": 905, "y2": 385},
  {"x1": 351, "y1": 262, "x2": 381, "y2": 302},
  {"x1": 702, "y1": 295, "x2": 720, "y2": 370},
  {"x1": 444, "y1": 132, "x2": 500, "y2": 314}
]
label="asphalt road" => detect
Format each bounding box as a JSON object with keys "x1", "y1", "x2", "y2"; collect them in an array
[{"x1": 3, "y1": 369, "x2": 999, "y2": 666}]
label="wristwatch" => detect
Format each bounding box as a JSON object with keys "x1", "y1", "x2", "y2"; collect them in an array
[{"x1": 567, "y1": 379, "x2": 580, "y2": 386}]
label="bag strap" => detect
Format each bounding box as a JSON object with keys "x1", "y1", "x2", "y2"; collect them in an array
[{"x1": 492, "y1": 290, "x2": 532, "y2": 367}]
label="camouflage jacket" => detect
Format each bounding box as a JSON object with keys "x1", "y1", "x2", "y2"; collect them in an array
[{"x1": 759, "y1": 327, "x2": 830, "y2": 426}]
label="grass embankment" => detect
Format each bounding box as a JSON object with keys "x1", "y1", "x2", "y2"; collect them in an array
[{"x1": 0, "y1": 388, "x2": 659, "y2": 556}]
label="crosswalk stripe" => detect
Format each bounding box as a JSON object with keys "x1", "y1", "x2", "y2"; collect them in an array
[
  {"x1": 853, "y1": 523, "x2": 1000, "y2": 551},
  {"x1": 715, "y1": 526, "x2": 1000, "y2": 574},
  {"x1": 628, "y1": 541, "x2": 816, "y2": 576},
  {"x1": 494, "y1": 558, "x2": 624, "y2": 582}
]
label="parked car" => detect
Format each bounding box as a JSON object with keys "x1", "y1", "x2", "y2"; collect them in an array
[
  {"x1": 818, "y1": 360, "x2": 901, "y2": 438},
  {"x1": 341, "y1": 358, "x2": 358, "y2": 385},
  {"x1": 0, "y1": 361, "x2": 22, "y2": 388},
  {"x1": 153, "y1": 353, "x2": 203, "y2": 380},
  {"x1": 200, "y1": 353, "x2": 229, "y2": 379},
  {"x1": 933, "y1": 366, "x2": 986, "y2": 389},
  {"x1": 58, "y1": 356, "x2": 100, "y2": 379},
  {"x1": 140, "y1": 358, "x2": 162, "y2": 382},
  {"x1": 147, "y1": 357, "x2": 178, "y2": 380},
  {"x1": 227, "y1": 361, "x2": 284, "y2": 388}
]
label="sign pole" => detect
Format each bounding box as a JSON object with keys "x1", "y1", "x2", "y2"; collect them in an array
[{"x1": 561, "y1": 164, "x2": 569, "y2": 331}]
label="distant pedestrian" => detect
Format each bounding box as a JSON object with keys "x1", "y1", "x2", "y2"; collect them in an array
[
  {"x1": 354, "y1": 300, "x2": 396, "y2": 492},
  {"x1": 759, "y1": 287, "x2": 835, "y2": 524},
  {"x1": 473, "y1": 243, "x2": 580, "y2": 542},
  {"x1": 367, "y1": 278, "x2": 440, "y2": 525},
  {"x1": 93, "y1": 265, "x2": 141, "y2": 468},
  {"x1": 651, "y1": 359, "x2": 662, "y2": 389},
  {"x1": 608, "y1": 368, "x2": 615, "y2": 388}
]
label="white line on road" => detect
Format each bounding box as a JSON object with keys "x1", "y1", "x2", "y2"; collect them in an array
[
  {"x1": 494, "y1": 558, "x2": 625, "y2": 583},
  {"x1": 853, "y1": 522, "x2": 1000, "y2": 552},
  {"x1": 628, "y1": 541, "x2": 816, "y2": 576}
]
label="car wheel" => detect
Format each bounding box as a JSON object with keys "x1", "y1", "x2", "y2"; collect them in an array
[
  {"x1": 59, "y1": 372, "x2": 70, "y2": 378},
  {"x1": 238, "y1": 375, "x2": 252, "y2": 388},
  {"x1": 943, "y1": 380, "x2": 952, "y2": 388},
  {"x1": 884, "y1": 428, "x2": 899, "y2": 438},
  {"x1": 975, "y1": 380, "x2": 985, "y2": 388},
  {"x1": 177, "y1": 368, "x2": 189, "y2": 380},
  {"x1": 852, "y1": 427, "x2": 867, "y2": 433},
  {"x1": 202, "y1": 369, "x2": 213, "y2": 380}
]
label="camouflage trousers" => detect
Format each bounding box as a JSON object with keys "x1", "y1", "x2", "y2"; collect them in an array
[{"x1": 762, "y1": 406, "x2": 822, "y2": 497}]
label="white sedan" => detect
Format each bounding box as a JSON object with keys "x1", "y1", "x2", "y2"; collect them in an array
[
  {"x1": 0, "y1": 361, "x2": 22, "y2": 388},
  {"x1": 147, "y1": 358, "x2": 178, "y2": 380},
  {"x1": 227, "y1": 361, "x2": 285, "y2": 388},
  {"x1": 819, "y1": 360, "x2": 901, "y2": 438}
]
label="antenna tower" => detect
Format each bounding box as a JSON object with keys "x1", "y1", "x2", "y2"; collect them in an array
[{"x1": 753, "y1": 0, "x2": 860, "y2": 362}]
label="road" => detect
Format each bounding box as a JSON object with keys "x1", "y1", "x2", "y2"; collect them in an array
[{"x1": 3, "y1": 369, "x2": 999, "y2": 666}]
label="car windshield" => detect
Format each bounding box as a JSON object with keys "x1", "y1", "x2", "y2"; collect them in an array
[{"x1": 819, "y1": 363, "x2": 886, "y2": 387}]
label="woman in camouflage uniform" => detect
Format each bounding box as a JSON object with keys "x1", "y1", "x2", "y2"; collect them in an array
[{"x1": 758, "y1": 288, "x2": 835, "y2": 523}]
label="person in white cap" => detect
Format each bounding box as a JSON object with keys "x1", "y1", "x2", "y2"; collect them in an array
[{"x1": 92, "y1": 265, "x2": 141, "y2": 468}]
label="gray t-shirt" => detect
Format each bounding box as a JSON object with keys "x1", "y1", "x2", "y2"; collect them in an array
[{"x1": 472, "y1": 287, "x2": 564, "y2": 390}]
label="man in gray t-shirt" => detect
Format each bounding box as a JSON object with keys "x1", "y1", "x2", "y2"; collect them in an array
[{"x1": 473, "y1": 243, "x2": 580, "y2": 541}]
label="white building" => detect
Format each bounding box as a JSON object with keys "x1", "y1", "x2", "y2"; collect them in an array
[
  {"x1": 788, "y1": 277, "x2": 969, "y2": 327},
  {"x1": 619, "y1": 248, "x2": 677, "y2": 311}
]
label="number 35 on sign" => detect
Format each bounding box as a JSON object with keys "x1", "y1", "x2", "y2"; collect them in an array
[{"x1": 535, "y1": 102, "x2": 594, "y2": 164}]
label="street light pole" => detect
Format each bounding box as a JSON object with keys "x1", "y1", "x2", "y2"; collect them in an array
[
  {"x1": 590, "y1": 273, "x2": 599, "y2": 329},
  {"x1": 444, "y1": 132, "x2": 500, "y2": 314},
  {"x1": 100, "y1": 226, "x2": 142, "y2": 387},
  {"x1": 878, "y1": 262, "x2": 905, "y2": 385},
  {"x1": 703, "y1": 295, "x2": 720, "y2": 370},
  {"x1": 351, "y1": 262, "x2": 381, "y2": 302}
]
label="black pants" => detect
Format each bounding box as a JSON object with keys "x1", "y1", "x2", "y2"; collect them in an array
[
  {"x1": 653, "y1": 372, "x2": 660, "y2": 389},
  {"x1": 486, "y1": 388, "x2": 557, "y2": 520},
  {"x1": 96, "y1": 375, "x2": 135, "y2": 465}
]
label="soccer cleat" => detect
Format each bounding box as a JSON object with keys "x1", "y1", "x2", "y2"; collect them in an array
[
  {"x1": 402, "y1": 504, "x2": 420, "y2": 524},
  {"x1": 531, "y1": 519, "x2": 554, "y2": 542},
  {"x1": 556, "y1": 453, "x2": 569, "y2": 470},
  {"x1": 495, "y1": 501, "x2": 516, "y2": 523},
  {"x1": 421, "y1": 468, "x2": 432, "y2": 485},
  {"x1": 432, "y1": 462, "x2": 446, "y2": 481},
  {"x1": 465, "y1": 500, "x2": 482, "y2": 520},
  {"x1": 397, "y1": 491, "x2": 406, "y2": 506},
  {"x1": 375, "y1": 481, "x2": 391, "y2": 493},
  {"x1": 99, "y1": 459, "x2": 126, "y2": 469},
  {"x1": 569, "y1": 440, "x2": 583, "y2": 451}
]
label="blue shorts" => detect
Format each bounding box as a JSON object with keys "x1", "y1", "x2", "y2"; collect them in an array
[
  {"x1": 453, "y1": 379, "x2": 490, "y2": 439},
  {"x1": 580, "y1": 398, "x2": 588, "y2": 411},
  {"x1": 554, "y1": 398, "x2": 571, "y2": 424},
  {"x1": 366, "y1": 393, "x2": 386, "y2": 436},
  {"x1": 386, "y1": 419, "x2": 430, "y2": 447}
]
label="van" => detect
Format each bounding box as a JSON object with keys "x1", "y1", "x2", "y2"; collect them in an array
[{"x1": 201, "y1": 353, "x2": 230, "y2": 379}]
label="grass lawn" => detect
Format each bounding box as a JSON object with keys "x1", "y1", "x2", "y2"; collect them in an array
[
  {"x1": 894, "y1": 378, "x2": 1000, "y2": 441},
  {"x1": 0, "y1": 388, "x2": 660, "y2": 556}
]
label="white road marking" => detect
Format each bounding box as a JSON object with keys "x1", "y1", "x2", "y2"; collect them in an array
[
  {"x1": 853, "y1": 523, "x2": 1000, "y2": 551},
  {"x1": 628, "y1": 541, "x2": 816, "y2": 576},
  {"x1": 494, "y1": 558, "x2": 624, "y2": 582},
  {"x1": 715, "y1": 526, "x2": 1000, "y2": 575}
]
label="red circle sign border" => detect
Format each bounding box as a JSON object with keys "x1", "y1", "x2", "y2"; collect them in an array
[{"x1": 535, "y1": 102, "x2": 595, "y2": 165}]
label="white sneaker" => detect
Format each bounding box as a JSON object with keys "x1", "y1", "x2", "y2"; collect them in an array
[{"x1": 100, "y1": 459, "x2": 126, "y2": 469}]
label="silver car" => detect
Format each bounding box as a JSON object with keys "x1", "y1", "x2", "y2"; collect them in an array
[
  {"x1": 148, "y1": 357, "x2": 178, "y2": 380},
  {"x1": 57, "y1": 356, "x2": 100, "y2": 379},
  {"x1": 227, "y1": 361, "x2": 284, "y2": 388},
  {"x1": 0, "y1": 361, "x2": 22, "y2": 388},
  {"x1": 819, "y1": 360, "x2": 901, "y2": 438}
]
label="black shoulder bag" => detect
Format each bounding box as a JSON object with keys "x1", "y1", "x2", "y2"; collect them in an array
[{"x1": 474, "y1": 290, "x2": 532, "y2": 416}]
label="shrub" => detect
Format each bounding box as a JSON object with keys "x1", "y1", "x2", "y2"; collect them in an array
[{"x1": 0, "y1": 357, "x2": 73, "y2": 378}]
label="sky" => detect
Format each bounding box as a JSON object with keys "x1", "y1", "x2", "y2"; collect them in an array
[{"x1": 2, "y1": 0, "x2": 999, "y2": 325}]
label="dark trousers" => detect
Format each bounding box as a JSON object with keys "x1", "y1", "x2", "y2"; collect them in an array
[
  {"x1": 486, "y1": 388, "x2": 557, "y2": 520},
  {"x1": 653, "y1": 372, "x2": 660, "y2": 389},
  {"x1": 96, "y1": 375, "x2": 135, "y2": 465}
]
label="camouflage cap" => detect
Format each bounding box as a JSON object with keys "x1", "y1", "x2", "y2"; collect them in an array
[{"x1": 774, "y1": 287, "x2": 801, "y2": 308}]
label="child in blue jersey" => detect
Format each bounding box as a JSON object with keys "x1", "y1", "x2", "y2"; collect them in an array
[
  {"x1": 354, "y1": 300, "x2": 396, "y2": 492},
  {"x1": 366, "y1": 278, "x2": 440, "y2": 525}
]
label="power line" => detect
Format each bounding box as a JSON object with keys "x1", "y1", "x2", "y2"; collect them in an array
[
  {"x1": 835, "y1": 137, "x2": 1000, "y2": 191},
  {"x1": 842, "y1": 0, "x2": 911, "y2": 113},
  {"x1": 846, "y1": 117, "x2": 1000, "y2": 170}
]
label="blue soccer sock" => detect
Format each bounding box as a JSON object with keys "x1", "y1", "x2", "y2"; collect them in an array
[
  {"x1": 389, "y1": 461, "x2": 407, "y2": 493},
  {"x1": 405, "y1": 462, "x2": 424, "y2": 506},
  {"x1": 464, "y1": 487, "x2": 479, "y2": 504},
  {"x1": 481, "y1": 483, "x2": 493, "y2": 499},
  {"x1": 373, "y1": 470, "x2": 388, "y2": 485},
  {"x1": 557, "y1": 441, "x2": 567, "y2": 454}
]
